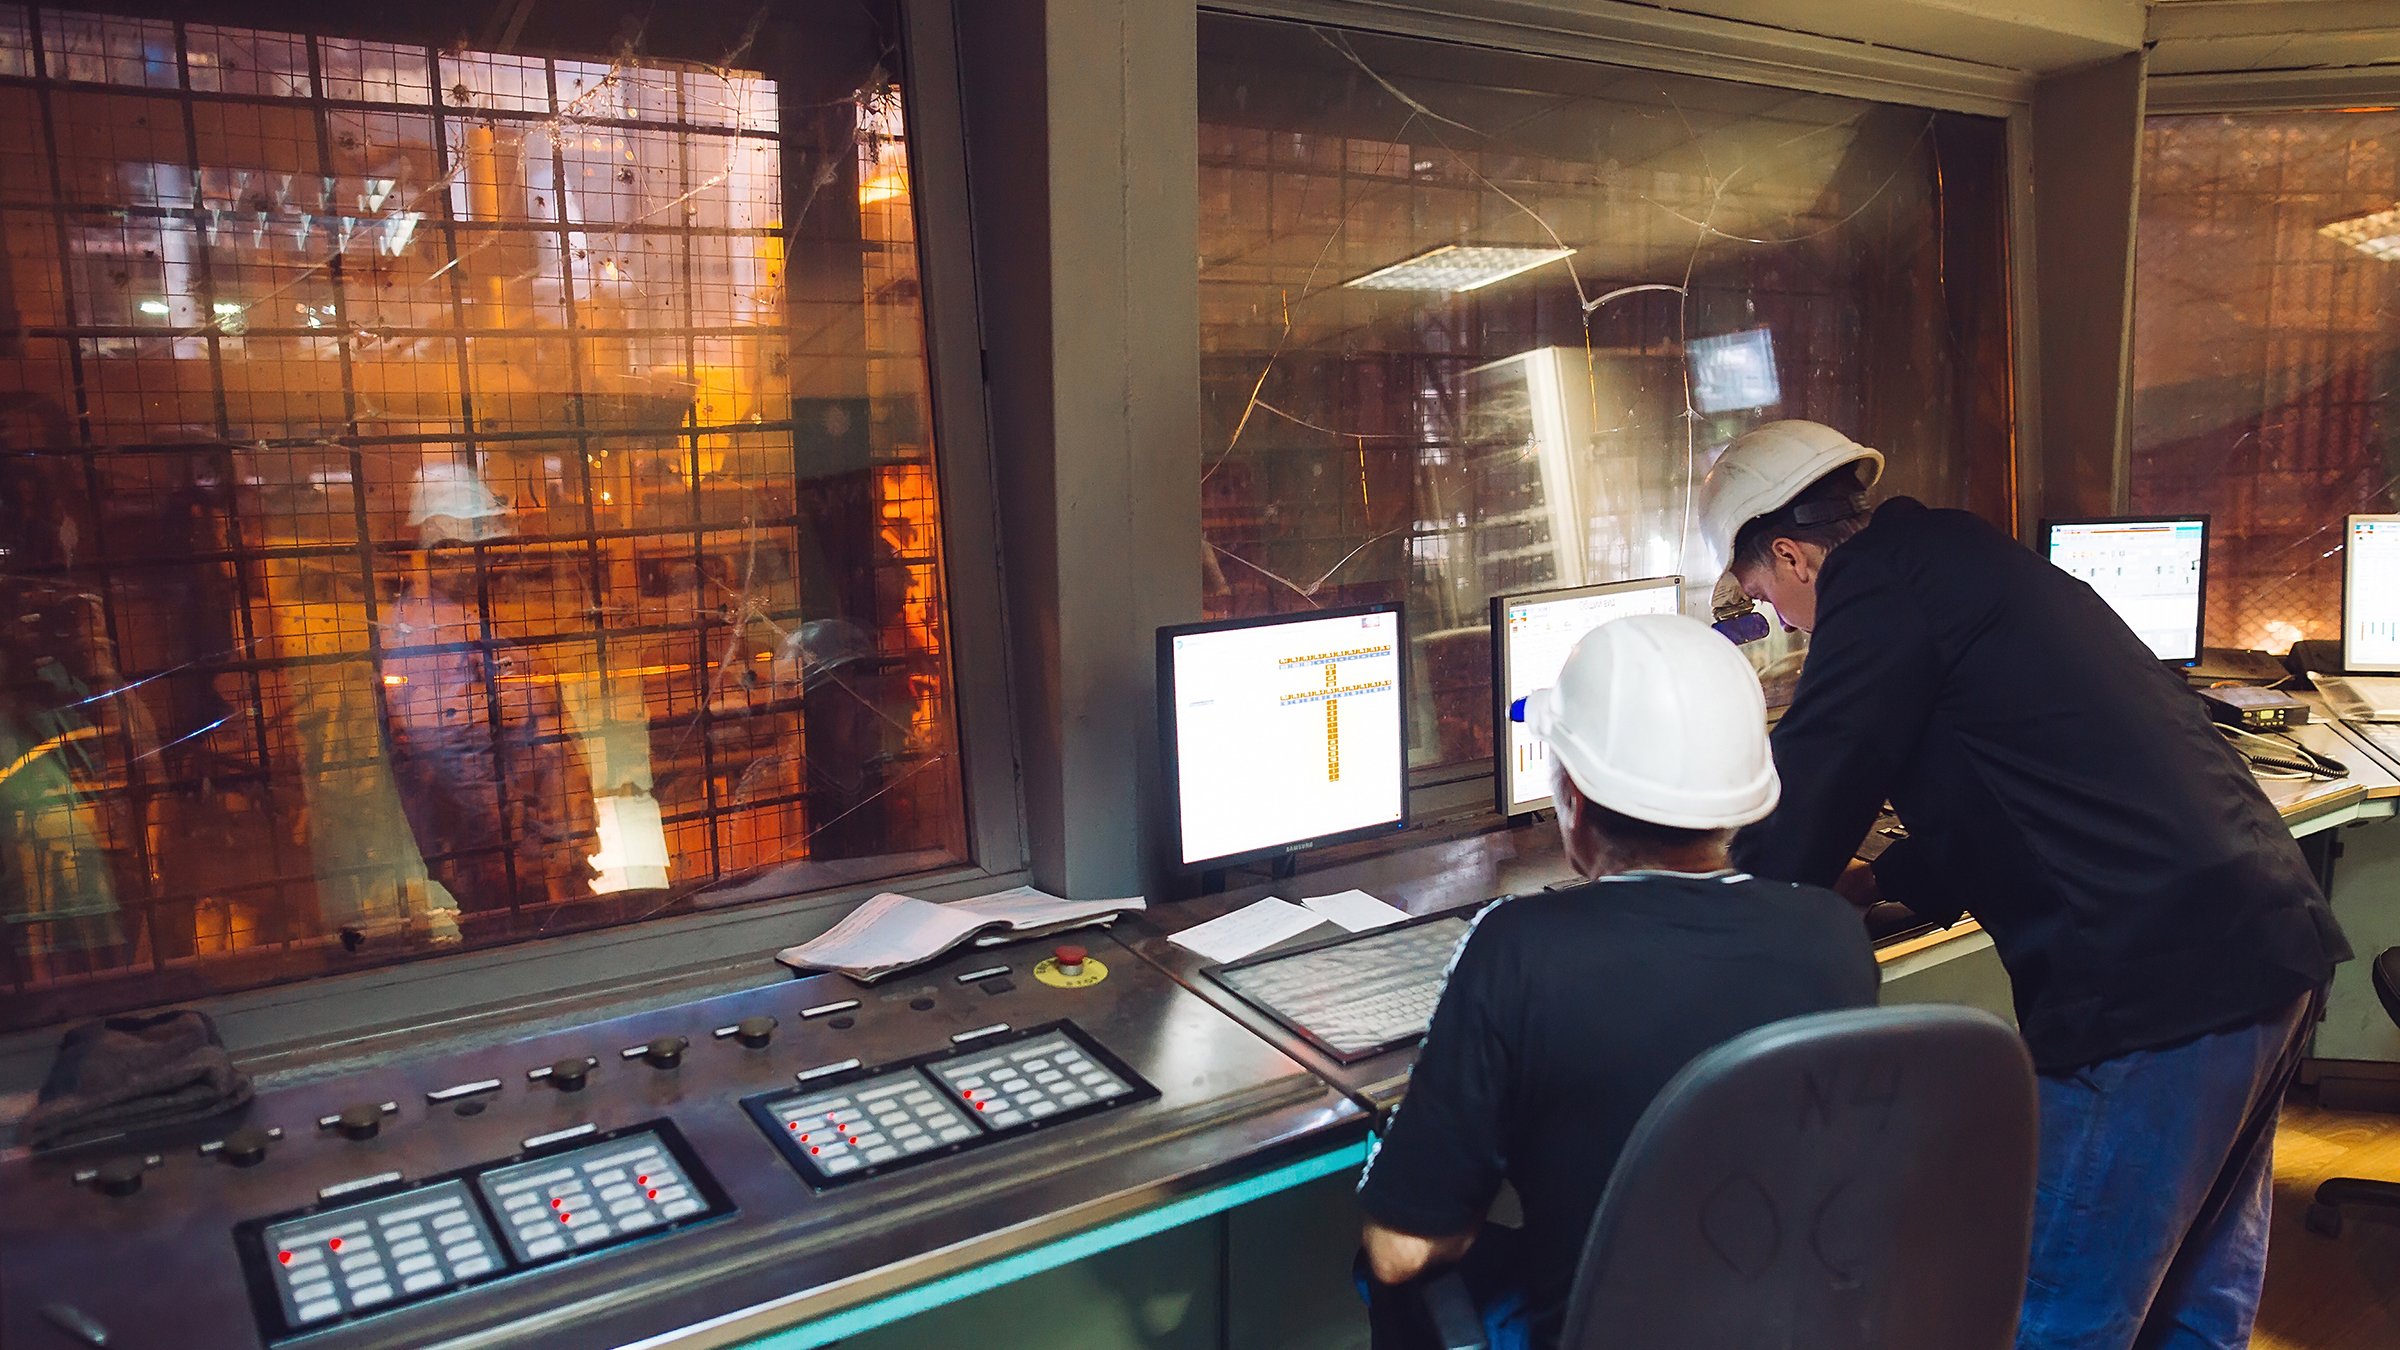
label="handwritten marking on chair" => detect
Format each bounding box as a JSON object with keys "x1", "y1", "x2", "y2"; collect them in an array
[
  {"x1": 1798, "y1": 1059, "x2": 1906, "y2": 1132},
  {"x1": 1699, "y1": 1172, "x2": 1780, "y2": 1278}
]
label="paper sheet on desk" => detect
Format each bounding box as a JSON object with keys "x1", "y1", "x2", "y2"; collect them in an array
[
  {"x1": 1300, "y1": 889, "x2": 1408, "y2": 932},
  {"x1": 777, "y1": 887, "x2": 1144, "y2": 981},
  {"x1": 1169, "y1": 897, "x2": 1328, "y2": 964}
]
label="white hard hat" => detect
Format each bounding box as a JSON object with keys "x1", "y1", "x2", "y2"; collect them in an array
[
  {"x1": 1695, "y1": 420, "x2": 1884, "y2": 574},
  {"x1": 1518, "y1": 612, "x2": 1779, "y2": 829}
]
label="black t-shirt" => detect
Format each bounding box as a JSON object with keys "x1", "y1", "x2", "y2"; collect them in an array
[{"x1": 1355, "y1": 872, "x2": 1879, "y2": 1346}]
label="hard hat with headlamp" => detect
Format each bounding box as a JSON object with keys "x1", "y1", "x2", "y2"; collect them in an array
[
  {"x1": 1696, "y1": 420, "x2": 1884, "y2": 574},
  {"x1": 1513, "y1": 612, "x2": 1779, "y2": 830}
]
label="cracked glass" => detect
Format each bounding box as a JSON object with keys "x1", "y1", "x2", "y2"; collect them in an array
[
  {"x1": 1197, "y1": 16, "x2": 2014, "y2": 775},
  {"x1": 0, "y1": 1, "x2": 966, "y2": 1028},
  {"x1": 2131, "y1": 109, "x2": 2400, "y2": 655}
]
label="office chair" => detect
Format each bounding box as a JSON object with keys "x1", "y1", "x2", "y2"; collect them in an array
[
  {"x1": 2304, "y1": 947, "x2": 2400, "y2": 1238},
  {"x1": 1421, "y1": 1005, "x2": 2038, "y2": 1350}
]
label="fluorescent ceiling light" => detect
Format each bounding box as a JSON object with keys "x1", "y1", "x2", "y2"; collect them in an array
[
  {"x1": 137, "y1": 299, "x2": 170, "y2": 316},
  {"x1": 2321, "y1": 204, "x2": 2400, "y2": 262},
  {"x1": 1344, "y1": 244, "x2": 1576, "y2": 293}
]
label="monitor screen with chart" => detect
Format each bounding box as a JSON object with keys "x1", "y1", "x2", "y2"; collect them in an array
[
  {"x1": 1158, "y1": 604, "x2": 1409, "y2": 870},
  {"x1": 2042, "y1": 516, "x2": 2207, "y2": 664},
  {"x1": 1492, "y1": 576, "x2": 1683, "y2": 817},
  {"x1": 2346, "y1": 515, "x2": 2400, "y2": 673}
]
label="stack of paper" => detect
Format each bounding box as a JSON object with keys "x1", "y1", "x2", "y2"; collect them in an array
[{"x1": 777, "y1": 886, "x2": 1144, "y2": 982}]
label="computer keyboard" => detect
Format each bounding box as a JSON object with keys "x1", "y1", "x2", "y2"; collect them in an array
[{"x1": 1207, "y1": 915, "x2": 1472, "y2": 1063}]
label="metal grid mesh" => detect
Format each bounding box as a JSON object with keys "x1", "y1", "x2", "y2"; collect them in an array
[{"x1": 0, "y1": 4, "x2": 963, "y2": 1017}]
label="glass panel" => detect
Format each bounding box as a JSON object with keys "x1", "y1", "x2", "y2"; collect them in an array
[
  {"x1": 2130, "y1": 110, "x2": 2400, "y2": 654},
  {"x1": 0, "y1": 3, "x2": 965, "y2": 1027},
  {"x1": 1196, "y1": 17, "x2": 2014, "y2": 772}
]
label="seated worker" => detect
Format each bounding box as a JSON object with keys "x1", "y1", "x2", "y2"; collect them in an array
[{"x1": 1354, "y1": 612, "x2": 1880, "y2": 1350}]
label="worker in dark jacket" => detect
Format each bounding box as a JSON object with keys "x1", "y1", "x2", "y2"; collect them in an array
[{"x1": 1701, "y1": 420, "x2": 2349, "y2": 1350}]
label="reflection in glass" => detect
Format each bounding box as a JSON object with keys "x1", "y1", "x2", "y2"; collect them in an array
[
  {"x1": 2131, "y1": 111, "x2": 2400, "y2": 654},
  {"x1": 0, "y1": 3, "x2": 964, "y2": 1026},
  {"x1": 1196, "y1": 17, "x2": 2014, "y2": 769}
]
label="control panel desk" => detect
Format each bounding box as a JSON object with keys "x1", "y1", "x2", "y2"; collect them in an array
[
  {"x1": 1125, "y1": 821, "x2": 1948, "y2": 1119},
  {"x1": 0, "y1": 935, "x2": 1365, "y2": 1350}
]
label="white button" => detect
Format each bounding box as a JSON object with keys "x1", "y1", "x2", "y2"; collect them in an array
[
  {"x1": 453, "y1": 1257, "x2": 495, "y2": 1277},
  {"x1": 619, "y1": 1212, "x2": 657, "y2": 1231},
  {"x1": 600, "y1": 1184, "x2": 635, "y2": 1202},
  {"x1": 295, "y1": 1298, "x2": 341, "y2": 1323},
  {"x1": 589, "y1": 1168, "x2": 626, "y2": 1186},
  {"x1": 403, "y1": 1271, "x2": 445, "y2": 1293},
  {"x1": 395, "y1": 1255, "x2": 436, "y2": 1276},
  {"x1": 445, "y1": 1242, "x2": 486, "y2": 1264},
  {"x1": 1023, "y1": 1058, "x2": 1051, "y2": 1071},
  {"x1": 284, "y1": 1247, "x2": 324, "y2": 1268},
  {"x1": 526, "y1": 1237, "x2": 565, "y2": 1257},
  {"x1": 340, "y1": 1254, "x2": 382, "y2": 1274},
  {"x1": 1029, "y1": 1101, "x2": 1059, "y2": 1117},
  {"x1": 388, "y1": 1238, "x2": 429, "y2": 1258},
  {"x1": 609, "y1": 1197, "x2": 645, "y2": 1216},
  {"x1": 1061, "y1": 1090, "x2": 1091, "y2": 1105},
  {"x1": 651, "y1": 1184, "x2": 689, "y2": 1202},
  {"x1": 290, "y1": 1280, "x2": 334, "y2": 1303},
  {"x1": 939, "y1": 1126, "x2": 975, "y2": 1142},
  {"x1": 572, "y1": 1225, "x2": 614, "y2": 1246},
  {"x1": 383, "y1": 1221, "x2": 423, "y2": 1240},
  {"x1": 866, "y1": 1146, "x2": 898, "y2": 1163},
  {"x1": 505, "y1": 1193, "x2": 538, "y2": 1211},
  {"x1": 990, "y1": 1110, "x2": 1025, "y2": 1126},
  {"x1": 351, "y1": 1284, "x2": 393, "y2": 1307},
  {"x1": 433, "y1": 1213, "x2": 469, "y2": 1230},
  {"x1": 663, "y1": 1198, "x2": 705, "y2": 1215},
  {"x1": 893, "y1": 1122, "x2": 925, "y2": 1138}
]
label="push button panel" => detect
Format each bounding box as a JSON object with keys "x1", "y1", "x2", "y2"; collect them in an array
[
  {"x1": 744, "y1": 1022, "x2": 1156, "y2": 1191},
  {"x1": 238, "y1": 1121, "x2": 727, "y2": 1341},
  {"x1": 257, "y1": 1179, "x2": 502, "y2": 1330},
  {"x1": 476, "y1": 1132, "x2": 711, "y2": 1264}
]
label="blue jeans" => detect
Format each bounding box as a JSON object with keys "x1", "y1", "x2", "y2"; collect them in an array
[
  {"x1": 1356, "y1": 1225, "x2": 1531, "y2": 1350},
  {"x1": 2016, "y1": 993, "x2": 2317, "y2": 1350}
]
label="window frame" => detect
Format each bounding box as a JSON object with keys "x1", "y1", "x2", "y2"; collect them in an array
[{"x1": 0, "y1": 0, "x2": 1026, "y2": 1072}]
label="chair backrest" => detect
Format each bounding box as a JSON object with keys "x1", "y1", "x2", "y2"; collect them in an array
[
  {"x1": 2373, "y1": 947, "x2": 2400, "y2": 1030},
  {"x1": 1558, "y1": 1005, "x2": 2037, "y2": 1350}
]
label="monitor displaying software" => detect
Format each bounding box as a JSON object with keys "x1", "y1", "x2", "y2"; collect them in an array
[
  {"x1": 1158, "y1": 604, "x2": 1409, "y2": 869},
  {"x1": 2042, "y1": 516, "x2": 2207, "y2": 664},
  {"x1": 1492, "y1": 576, "x2": 1683, "y2": 816},
  {"x1": 2347, "y1": 515, "x2": 2400, "y2": 673}
]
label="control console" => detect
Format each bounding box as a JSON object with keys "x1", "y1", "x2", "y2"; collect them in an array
[{"x1": 1, "y1": 933, "x2": 1360, "y2": 1349}]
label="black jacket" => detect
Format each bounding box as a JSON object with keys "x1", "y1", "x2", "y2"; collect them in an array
[{"x1": 1732, "y1": 498, "x2": 2349, "y2": 1071}]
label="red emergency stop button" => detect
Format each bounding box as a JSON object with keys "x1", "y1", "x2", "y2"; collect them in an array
[{"x1": 1054, "y1": 945, "x2": 1088, "y2": 977}]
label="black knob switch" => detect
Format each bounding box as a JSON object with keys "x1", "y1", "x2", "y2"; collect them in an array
[
  {"x1": 93, "y1": 1158, "x2": 145, "y2": 1198},
  {"x1": 548, "y1": 1057, "x2": 591, "y2": 1092},
  {"x1": 734, "y1": 1016, "x2": 777, "y2": 1049},
  {"x1": 220, "y1": 1126, "x2": 273, "y2": 1167},
  {"x1": 642, "y1": 1035, "x2": 689, "y2": 1069},
  {"x1": 335, "y1": 1103, "x2": 385, "y2": 1141}
]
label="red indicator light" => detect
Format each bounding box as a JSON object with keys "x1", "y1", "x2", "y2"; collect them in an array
[
  {"x1": 560, "y1": 1213, "x2": 572, "y2": 1225},
  {"x1": 550, "y1": 1198, "x2": 563, "y2": 1209},
  {"x1": 648, "y1": 1189, "x2": 659, "y2": 1200},
  {"x1": 278, "y1": 1251, "x2": 292, "y2": 1265},
  {"x1": 809, "y1": 1146, "x2": 820, "y2": 1155},
  {"x1": 636, "y1": 1175, "x2": 648, "y2": 1185},
  {"x1": 976, "y1": 1102, "x2": 988, "y2": 1111},
  {"x1": 328, "y1": 1238, "x2": 343, "y2": 1252},
  {"x1": 786, "y1": 1122, "x2": 799, "y2": 1132}
]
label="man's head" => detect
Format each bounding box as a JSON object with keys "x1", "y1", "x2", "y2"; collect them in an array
[
  {"x1": 1518, "y1": 613, "x2": 1779, "y2": 877},
  {"x1": 1697, "y1": 420, "x2": 1883, "y2": 634}
]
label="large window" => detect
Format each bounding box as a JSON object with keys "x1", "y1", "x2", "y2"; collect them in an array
[
  {"x1": 2131, "y1": 110, "x2": 2400, "y2": 653},
  {"x1": 0, "y1": 2, "x2": 967, "y2": 1027},
  {"x1": 1197, "y1": 17, "x2": 2014, "y2": 773}
]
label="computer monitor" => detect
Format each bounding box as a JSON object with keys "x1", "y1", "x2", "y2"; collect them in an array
[
  {"x1": 2345, "y1": 514, "x2": 2400, "y2": 673},
  {"x1": 2041, "y1": 516, "x2": 2207, "y2": 664},
  {"x1": 1158, "y1": 603, "x2": 1409, "y2": 870},
  {"x1": 1491, "y1": 576, "x2": 1683, "y2": 817},
  {"x1": 1687, "y1": 327, "x2": 1780, "y2": 415}
]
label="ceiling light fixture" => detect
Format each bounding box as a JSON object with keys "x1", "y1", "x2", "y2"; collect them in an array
[
  {"x1": 1343, "y1": 244, "x2": 1576, "y2": 293},
  {"x1": 2321, "y1": 204, "x2": 2400, "y2": 262}
]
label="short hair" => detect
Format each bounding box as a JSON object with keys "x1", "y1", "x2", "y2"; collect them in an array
[
  {"x1": 1730, "y1": 465, "x2": 1871, "y2": 575},
  {"x1": 1582, "y1": 800, "x2": 1725, "y2": 855}
]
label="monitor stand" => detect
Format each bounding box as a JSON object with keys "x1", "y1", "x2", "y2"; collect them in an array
[{"x1": 1198, "y1": 854, "x2": 1299, "y2": 896}]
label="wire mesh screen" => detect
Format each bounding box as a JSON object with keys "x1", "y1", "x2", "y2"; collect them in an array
[
  {"x1": 2131, "y1": 111, "x2": 2400, "y2": 654},
  {"x1": 0, "y1": 2, "x2": 966, "y2": 1026}
]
